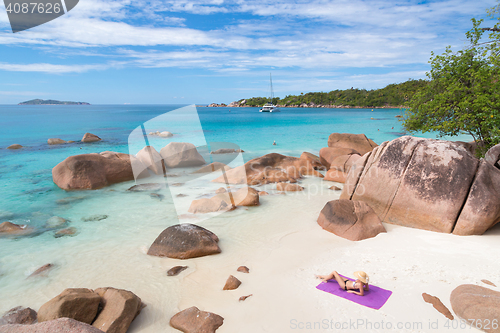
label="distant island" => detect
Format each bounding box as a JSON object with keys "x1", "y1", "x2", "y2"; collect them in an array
[
  {"x1": 18, "y1": 99, "x2": 90, "y2": 105},
  {"x1": 208, "y1": 79, "x2": 428, "y2": 108}
]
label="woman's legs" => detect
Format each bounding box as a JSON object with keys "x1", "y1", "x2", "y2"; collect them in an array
[{"x1": 316, "y1": 271, "x2": 346, "y2": 289}]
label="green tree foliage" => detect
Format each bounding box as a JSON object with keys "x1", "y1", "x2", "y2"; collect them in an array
[
  {"x1": 403, "y1": 12, "x2": 500, "y2": 155},
  {"x1": 241, "y1": 79, "x2": 428, "y2": 108}
]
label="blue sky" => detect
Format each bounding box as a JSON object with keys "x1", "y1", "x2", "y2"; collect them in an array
[{"x1": 0, "y1": 0, "x2": 497, "y2": 104}]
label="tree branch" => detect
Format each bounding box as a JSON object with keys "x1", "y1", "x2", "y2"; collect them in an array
[{"x1": 482, "y1": 27, "x2": 500, "y2": 32}]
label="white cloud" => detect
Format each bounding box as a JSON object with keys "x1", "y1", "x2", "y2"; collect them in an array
[{"x1": 0, "y1": 62, "x2": 111, "y2": 73}]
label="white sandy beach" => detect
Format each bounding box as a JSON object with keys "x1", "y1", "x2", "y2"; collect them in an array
[{"x1": 1, "y1": 174, "x2": 498, "y2": 332}]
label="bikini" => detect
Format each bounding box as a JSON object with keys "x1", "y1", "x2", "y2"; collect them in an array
[{"x1": 344, "y1": 279, "x2": 359, "y2": 291}]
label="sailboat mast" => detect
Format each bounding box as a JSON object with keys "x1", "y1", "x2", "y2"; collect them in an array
[{"x1": 269, "y1": 73, "x2": 274, "y2": 103}]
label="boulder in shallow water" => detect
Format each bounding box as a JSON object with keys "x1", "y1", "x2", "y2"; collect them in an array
[
  {"x1": 47, "y1": 138, "x2": 66, "y2": 145},
  {"x1": 276, "y1": 182, "x2": 304, "y2": 192},
  {"x1": 45, "y1": 216, "x2": 68, "y2": 229},
  {"x1": 52, "y1": 152, "x2": 137, "y2": 190},
  {"x1": 0, "y1": 306, "x2": 37, "y2": 325},
  {"x1": 327, "y1": 133, "x2": 378, "y2": 155},
  {"x1": 0, "y1": 222, "x2": 33, "y2": 236},
  {"x1": 210, "y1": 148, "x2": 243, "y2": 154},
  {"x1": 450, "y1": 284, "x2": 500, "y2": 332},
  {"x1": 170, "y1": 307, "x2": 224, "y2": 333},
  {"x1": 317, "y1": 199, "x2": 386, "y2": 241},
  {"x1": 127, "y1": 183, "x2": 164, "y2": 192},
  {"x1": 27, "y1": 263, "x2": 54, "y2": 278},
  {"x1": 160, "y1": 142, "x2": 205, "y2": 168},
  {"x1": 82, "y1": 215, "x2": 108, "y2": 222},
  {"x1": 37, "y1": 288, "x2": 101, "y2": 324},
  {"x1": 135, "y1": 146, "x2": 165, "y2": 176},
  {"x1": 0, "y1": 317, "x2": 103, "y2": 333},
  {"x1": 300, "y1": 152, "x2": 326, "y2": 170},
  {"x1": 6, "y1": 144, "x2": 22, "y2": 150},
  {"x1": 54, "y1": 227, "x2": 77, "y2": 238},
  {"x1": 193, "y1": 162, "x2": 231, "y2": 174},
  {"x1": 147, "y1": 224, "x2": 221, "y2": 259},
  {"x1": 81, "y1": 133, "x2": 101, "y2": 143},
  {"x1": 92, "y1": 287, "x2": 143, "y2": 333}
]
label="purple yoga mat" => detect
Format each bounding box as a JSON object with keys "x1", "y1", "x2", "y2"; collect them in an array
[{"x1": 316, "y1": 274, "x2": 392, "y2": 310}]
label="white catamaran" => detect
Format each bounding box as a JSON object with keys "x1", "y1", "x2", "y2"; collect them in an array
[{"x1": 260, "y1": 74, "x2": 280, "y2": 113}]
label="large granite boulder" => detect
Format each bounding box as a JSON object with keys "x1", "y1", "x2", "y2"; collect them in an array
[
  {"x1": 0, "y1": 307, "x2": 37, "y2": 325},
  {"x1": 340, "y1": 136, "x2": 482, "y2": 233},
  {"x1": 0, "y1": 318, "x2": 104, "y2": 333},
  {"x1": 170, "y1": 307, "x2": 223, "y2": 333},
  {"x1": 37, "y1": 288, "x2": 101, "y2": 324},
  {"x1": 319, "y1": 147, "x2": 359, "y2": 169},
  {"x1": 317, "y1": 200, "x2": 386, "y2": 241},
  {"x1": 160, "y1": 142, "x2": 205, "y2": 168},
  {"x1": 453, "y1": 159, "x2": 500, "y2": 235},
  {"x1": 92, "y1": 288, "x2": 143, "y2": 333},
  {"x1": 299, "y1": 152, "x2": 326, "y2": 170},
  {"x1": 324, "y1": 154, "x2": 362, "y2": 183},
  {"x1": 212, "y1": 153, "x2": 322, "y2": 185},
  {"x1": 52, "y1": 152, "x2": 138, "y2": 190},
  {"x1": 81, "y1": 133, "x2": 101, "y2": 143},
  {"x1": 450, "y1": 284, "x2": 500, "y2": 332},
  {"x1": 147, "y1": 224, "x2": 221, "y2": 259},
  {"x1": 135, "y1": 146, "x2": 165, "y2": 176},
  {"x1": 327, "y1": 133, "x2": 378, "y2": 155}
]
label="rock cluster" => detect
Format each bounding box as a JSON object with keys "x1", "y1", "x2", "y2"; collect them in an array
[
  {"x1": 188, "y1": 187, "x2": 259, "y2": 214},
  {"x1": 35, "y1": 287, "x2": 143, "y2": 333},
  {"x1": 211, "y1": 153, "x2": 323, "y2": 185}
]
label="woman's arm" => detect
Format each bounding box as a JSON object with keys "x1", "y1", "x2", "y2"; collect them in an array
[
  {"x1": 347, "y1": 287, "x2": 364, "y2": 296},
  {"x1": 364, "y1": 284, "x2": 369, "y2": 291}
]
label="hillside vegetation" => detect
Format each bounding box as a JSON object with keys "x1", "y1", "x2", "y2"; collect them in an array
[{"x1": 239, "y1": 79, "x2": 428, "y2": 108}]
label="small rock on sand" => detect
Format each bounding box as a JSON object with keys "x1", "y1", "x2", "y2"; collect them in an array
[
  {"x1": 237, "y1": 266, "x2": 250, "y2": 273},
  {"x1": 239, "y1": 294, "x2": 252, "y2": 302},
  {"x1": 481, "y1": 279, "x2": 496, "y2": 287},
  {"x1": 329, "y1": 186, "x2": 341, "y2": 191},
  {"x1": 422, "y1": 293, "x2": 454, "y2": 320},
  {"x1": 170, "y1": 307, "x2": 223, "y2": 333},
  {"x1": 167, "y1": 266, "x2": 188, "y2": 276},
  {"x1": 223, "y1": 275, "x2": 241, "y2": 290}
]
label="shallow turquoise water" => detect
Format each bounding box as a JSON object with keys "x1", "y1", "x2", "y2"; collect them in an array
[{"x1": 0, "y1": 104, "x2": 472, "y2": 221}]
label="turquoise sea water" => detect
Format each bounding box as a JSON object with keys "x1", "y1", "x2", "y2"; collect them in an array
[{"x1": 0, "y1": 104, "x2": 473, "y2": 226}]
